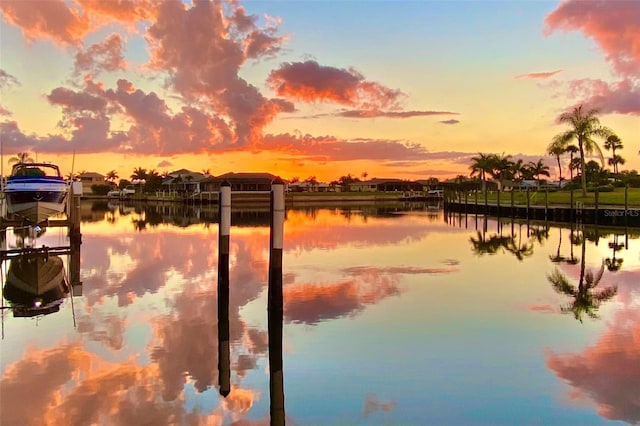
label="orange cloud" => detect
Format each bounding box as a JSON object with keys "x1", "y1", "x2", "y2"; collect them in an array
[{"x1": 0, "y1": 0, "x2": 91, "y2": 46}]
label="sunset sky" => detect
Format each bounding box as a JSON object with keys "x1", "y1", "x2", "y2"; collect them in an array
[{"x1": 0, "y1": 0, "x2": 638, "y2": 182}]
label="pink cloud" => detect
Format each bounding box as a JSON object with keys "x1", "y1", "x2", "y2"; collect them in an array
[
  {"x1": 257, "y1": 132, "x2": 472, "y2": 163},
  {"x1": 546, "y1": 307, "x2": 640, "y2": 423},
  {"x1": 545, "y1": 0, "x2": 640, "y2": 79},
  {"x1": 74, "y1": 33, "x2": 127, "y2": 75},
  {"x1": 337, "y1": 110, "x2": 458, "y2": 119},
  {"x1": 268, "y1": 60, "x2": 406, "y2": 110},
  {"x1": 566, "y1": 78, "x2": 640, "y2": 115},
  {"x1": 515, "y1": 70, "x2": 563, "y2": 80},
  {"x1": 545, "y1": 0, "x2": 640, "y2": 115},
  {"x1": 439, "y1": 119, "x2": 460, "y2": 125},
  {"x1": 527, "y1": 304, "x2": 557, "y2": 313}
]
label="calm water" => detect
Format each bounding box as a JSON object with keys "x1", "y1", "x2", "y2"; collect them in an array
[{"x1": 1, "y1": 201, "x2": 639, "y2": 426}]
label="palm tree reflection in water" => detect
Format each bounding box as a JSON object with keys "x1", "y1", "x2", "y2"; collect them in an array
[
  {"x1": 547, "y1": 227, "x2": 617, "y2": 323},
  {"x1": 469, "y1": 217, "x2": 541, "y2": 261}
]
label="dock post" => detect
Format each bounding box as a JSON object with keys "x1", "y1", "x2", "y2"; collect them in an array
[
  {"x1": 526, "y1": 188, "x2": 530, "y2": 220},
  {"x1": 510, "y1": 189, "x2": 514, "y2": 218},
  {"x1": 268, "y1": 178, "x2": 286, "y2": 426},
  {"x1": 595, "y1": 188, "x2": 599, "y2": 225},
  {"x1": 474, "y1": 189, "x2": 479, "y2": 218},
  {"x1": 464, "y1": 191, "x2": 468, "y2": 214},
  {"x1": 217, "y1": 181, "x2": 231, "y2": 397},
  {"x1": 570, "y1": 190, "x2": 574, "y2": 222},
  {"x1": 497, "y1": 188, "x2": 501, "y2": 218},
  {"x1": 544, "y1": 189, "x2": 548, "y2": 221},
  {"x1": 625, "y1": 185, "x2": 629, "y2": 228},
  {"x1": 484, "y1": 188, "x2": 488, "y2": 215}
]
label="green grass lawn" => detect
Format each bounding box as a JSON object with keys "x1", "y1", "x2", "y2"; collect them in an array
[{"x1": 462, "y1": 187, "x2": 640, "y2": 207}]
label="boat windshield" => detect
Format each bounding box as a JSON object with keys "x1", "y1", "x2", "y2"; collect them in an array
[{"x1": 11, "y1": 163, "x2": 62, "y2": 178}]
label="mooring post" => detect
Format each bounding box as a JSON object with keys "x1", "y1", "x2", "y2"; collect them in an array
[
  {"x1": 595, "y1": 188, "x2": 599, "y2": 225},
  {"x1": 484, "y1": 187, "x2": 488, "y2": 215},
  {"x1": 268, "y1": 178, "x2": 285, "y2": 426},
  {"x1": 526, "y1": 188, "x2": 530, "y2": 220},
  {"x1": 217, "y1": 181, "x2": 231, "y2": 397},
  {"x1": 510, "y1": 189, "x2": 514, "y2": 218},
  {"x1": 544, "y1": 189, "x2": 548, "y2": 221},
  {"x1": 474, "y1": 189, "x2": 478, "y2": 217},
  {"x1": 569, "y1": 189, "x2": 574, "y2": 221},
  {"x1": 624, "y1": 185, "x2": 629, "y2": 228},
  {"x1": 462, "y1": 191, "x2": 466, "y2": 213}
]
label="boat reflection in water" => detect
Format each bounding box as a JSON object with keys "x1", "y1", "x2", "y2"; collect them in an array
[{"x1": 2, "y1": 254, "x2": 69, "y2": 317}]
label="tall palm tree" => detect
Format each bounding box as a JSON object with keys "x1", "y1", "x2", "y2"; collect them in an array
[
  {"x1": 547, "y1": 235, "x2": 617, "y2": 322},
  {"x1": 552, "y1": 105, "x2": 612, "y2": 197},
  {"x1": 603, "y1": 134, "x2": 623, "y2": 177},
  {"x1": 469, "y1": 153, "x2": 496, "y2": 192},
  {"x1": 8, "y1": 151, "x2": 34, "y2": 164},
  {"x1": 528, "y1": 159, "x2": 550, "y2": 187},
  {"x1": 547, "y1": 139, "x2": 567, "y2": 183}
]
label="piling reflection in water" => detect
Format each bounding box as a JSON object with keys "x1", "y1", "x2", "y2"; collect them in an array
[
  {"x1": 217, "y1": 182, "x2": 231, "y2": 397},
  {"x1": 268, "y1": 179, "x2": 286, "y2": 426}
]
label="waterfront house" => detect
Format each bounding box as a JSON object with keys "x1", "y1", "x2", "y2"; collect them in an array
[
  {"x1": 78, "y1": 171, "x2": 107, "y2": 194},
  {"x1": 348, "y1": 178, "x2": 422, "y2": 192}
]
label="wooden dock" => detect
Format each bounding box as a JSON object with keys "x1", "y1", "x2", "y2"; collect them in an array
[{"x1": 444, "y1": 198, "x2": 640, "y2": 227}]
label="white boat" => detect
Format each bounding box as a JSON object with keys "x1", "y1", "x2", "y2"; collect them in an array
[{"x1": 3, "y1": 162, "x2": 69, "y2": 224}]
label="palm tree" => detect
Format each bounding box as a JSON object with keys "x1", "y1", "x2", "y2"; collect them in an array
[
  {"x1": 106, "y1": 169, "x2": 119, "y2": 184},
  {"x1": 547, "y1": 139, "x2": 567, "y2": 183},
  {"x1": 603, "y1": 134, "x2": 624, "y2": 178},
  {"x1": 469, "y1": 153, "x2": 496, "y2": 192},
  {"x1": 131, "y1": 167, "x2": 147, "y2": 181},
  {"x1": 361, "y1": 171, "x2": 368, "y2": 180},
  {"x1": 552, "y1": 105, "x2": 613, "y2": 196},
  {"x1": 8, "y1": 151, "x2": 34, "y2": 164},
  {"x1": 491, "y1": 153, "x2": 514, "y2": 189},
  {"x1": 547, "y1": 235, "x2": 617, "y2": 322},
  {"x1": 564, "y1": 145, "x2": 579, "y2": 182},
  {"x1": 528, "y1": 159, "x2": 550, "y2": 187},
  {"x1": 608, "y1": 155, "x2": 625, "y2": 181},
  {"x1": 605, "y1": 235, "x2": 624, "y2": 272}
]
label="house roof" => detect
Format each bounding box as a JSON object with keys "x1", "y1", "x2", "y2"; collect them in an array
[
  {"x1": 216, "y1": 172, "x2": 280, "y2": 181},
  {"x1": 79, "y1": 172, "x2": 105, "y2": 179}
]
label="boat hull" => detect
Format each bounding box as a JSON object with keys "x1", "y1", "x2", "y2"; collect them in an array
[
  {"x1": 3, "y1": 255, "x2": 69, "y2": 317},
  {"x1": 5, "y1": 185, "x2": 68, "y2": 224}
]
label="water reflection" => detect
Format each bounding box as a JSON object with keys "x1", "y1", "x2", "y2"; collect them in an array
[
  {"x1": 3, "y1": 254, "x2": 69, "y2": 317},
  {"x1": 1, "y1": 202, "x2": 638, "y2": 425},
  {"x1": 546, "y1": 227, "x2": 620, "y2": 322}
]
